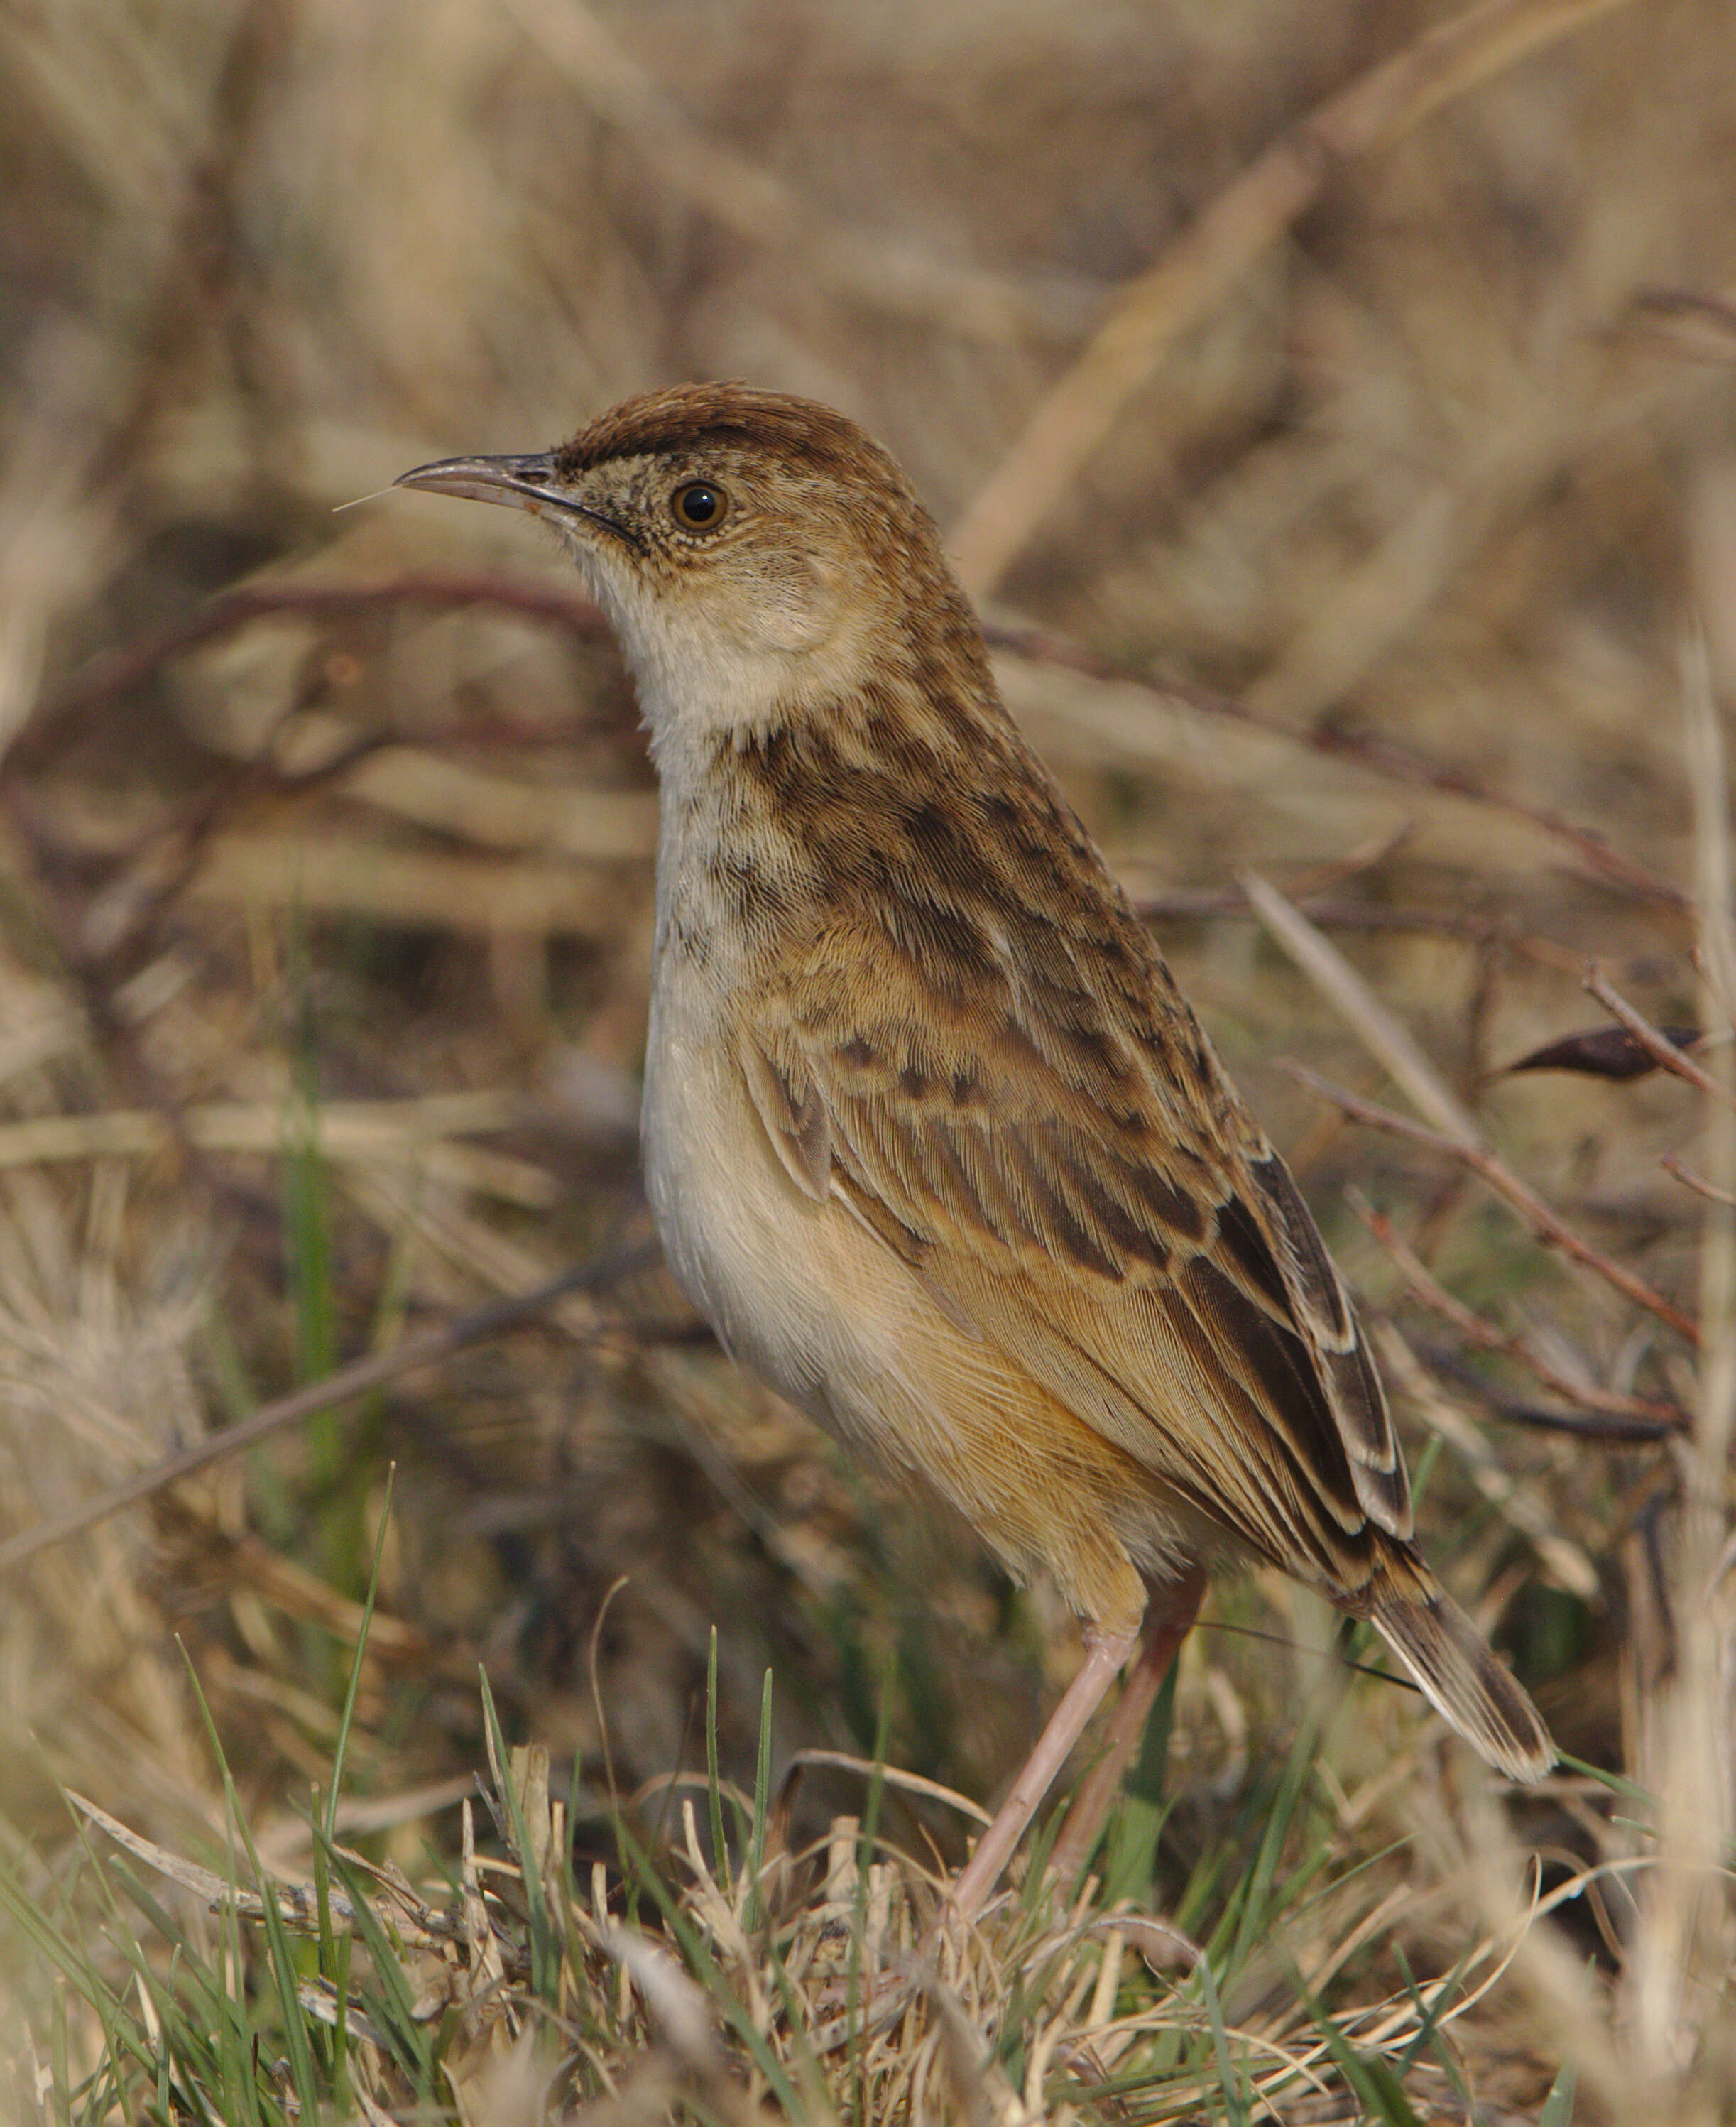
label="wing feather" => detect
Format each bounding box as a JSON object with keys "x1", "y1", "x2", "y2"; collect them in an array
[
  {"x1": 740, "y1": 1035, "x2": 831, "y2": 1200},
  {"x1": 740, "y1": 935, "x2": 1409, "y2": 1592}
]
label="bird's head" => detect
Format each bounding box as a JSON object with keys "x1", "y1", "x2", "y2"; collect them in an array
[{"x1": 396, "y1": 381, "x2": 987, "y2": 765}]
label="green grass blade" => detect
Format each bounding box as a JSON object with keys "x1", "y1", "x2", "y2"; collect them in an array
[
  {"x1": 611, "y1": 1815, "x2": 809, "y2": 2121},
  {"x1": 477, "y1": 1665, "x2": 558, "y2": 1998},
  {"x1": 1101, "y1": 1651, "x2": 1179, "y2": 1904},
  {"x1": 1556, "y1": 1751, "x2": 1656, "y2": 1810},
  {"x1": 706, "y1": 1625, "x2": 729, "y2": 1886},
  {"x1": 309, "y1": 1822, "x2": 349, "y2": 2105},
  {"x1": 1539, "y1": 2057, "x2": 1577, "y2": 2126},
  {"x1": 326, "y1": 1462, "x2": 395, "y2": 1840},
  {"x1": 315, "y1": 1842, "x2": 437, "y2": 2094},
  {"x1": 745, "y1": 1667, "x2": 773, "y2": 1935},
  {"x1": 1292, "y1": 1969, "x2": 1426, "y2": 2127},
  {"x1": 1195, "y1": 1954, "x2": 1250, "y2": 2127},
  {"x1": 175, "y1": 1643, "x2": 315, "y2": 2121},
  {"x1": 1222, "y1": 1682, "x2": 1328, "y2": 1976}
]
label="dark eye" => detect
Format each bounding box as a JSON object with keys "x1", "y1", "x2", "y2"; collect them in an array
[{"x1": 671, "y1": 481, "x2": 727, "y2": 531}]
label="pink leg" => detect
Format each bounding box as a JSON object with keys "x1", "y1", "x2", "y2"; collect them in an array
[
  {"x1": 1047, "y1": 1567, "x2": 1206, "y2": 1891},
  {"x1": 948, "y1": 1622, "x2": 1137, "y2": 1920}
]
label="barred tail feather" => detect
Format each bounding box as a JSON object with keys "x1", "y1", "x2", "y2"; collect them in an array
[{"x1": 1370, "y1": 1570, "x2": 1554, "y2": 1784}]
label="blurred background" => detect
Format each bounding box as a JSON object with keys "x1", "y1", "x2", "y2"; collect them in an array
[{"x1": 2, "y1": 0, "x2": 1735, "y2": 2114}]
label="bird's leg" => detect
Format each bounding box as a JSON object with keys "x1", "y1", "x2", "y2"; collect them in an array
[
  {"x1": 947, "y1": 1621, "x2": 1137, "y2": 1920},
  {"x1": 1047, "y1": 1565, "x2": 1206, "y2": 1892}
]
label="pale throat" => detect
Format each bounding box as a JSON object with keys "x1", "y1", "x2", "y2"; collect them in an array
[
  {"x1": 619, "y1": 601, "x2": 888, "y2": 805},
  {"x1": 554, "y1": 518, "x2": 887, "y2": 766}
]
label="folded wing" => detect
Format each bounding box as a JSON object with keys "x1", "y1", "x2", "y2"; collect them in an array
[{"x1": 740, "y1": 930, "x2": 1409, "y2": 1604}]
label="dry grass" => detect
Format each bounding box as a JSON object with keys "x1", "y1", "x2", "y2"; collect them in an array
[{"x1": 1, "y1": 0, "x2": 1735, "y2": 2118}]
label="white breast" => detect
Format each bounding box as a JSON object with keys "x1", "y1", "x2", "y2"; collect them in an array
[
  {"x1": 635, "y1": 736, "x2": 983, "y2": 1483},
  {"x1": 640, "y1": 954, "x2": 902, "y2": 1452}
]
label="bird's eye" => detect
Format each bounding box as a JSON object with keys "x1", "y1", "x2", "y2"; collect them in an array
[{"x1": 670, "y1": 481, "x2": 727, "y2": 532}]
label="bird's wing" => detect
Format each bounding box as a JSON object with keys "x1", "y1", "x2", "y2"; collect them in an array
[{"x1": 739, "y1": 918, "x2": 1409, "y2": 1593}]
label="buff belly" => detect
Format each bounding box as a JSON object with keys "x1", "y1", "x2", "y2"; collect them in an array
[{"x1": 640, "y1": 972, "x2": 1199, "y2": 1637}]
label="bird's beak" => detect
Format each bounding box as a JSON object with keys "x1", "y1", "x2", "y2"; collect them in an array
[{"x1": 393, "y1": 452, "x2": 566, "y2": 515}]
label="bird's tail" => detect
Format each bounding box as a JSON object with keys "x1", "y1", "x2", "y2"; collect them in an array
[{"x1": 1367, "y1": 1557, "x2": 1554, "y2": 1784}]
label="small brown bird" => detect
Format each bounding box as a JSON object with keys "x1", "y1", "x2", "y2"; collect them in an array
[{"x1": 398, "y1": 383, "x2": 1553, "y2": 1913}]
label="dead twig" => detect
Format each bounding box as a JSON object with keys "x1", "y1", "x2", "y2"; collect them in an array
[
  {"x1": 986, "y1": 620, "x2": 1686, "y2": 910},
  {"x1": 1420, "y1": 1343, "x2": 1683, "y2": 1444},
  {"x1": 1661, "y1": 1156, "x2": 1736, "y2": 1210},
  {"x1": 10, "y1": 572, "x2": 616, "y2": 776},
  {"x1": 1298, "y1": 721, "x2": 1686, "y2": 909},
  {"x1": 1281, "y1": 1059, "x2": 1700, "y2": 1345},
  {"x1": 1627, "y1": 287, "x2": 1736, "y2": 365},
  {"x1": 951, "y1": 0, "x2": 1641, "y2": 594},
  {"x1": 0, "y1": 1240, "x2": 659, "y2": 1578},
  {"x1": 1584, "y1": 962, "x2": 1736, "y2": 1109},
  {"x1": 1350, "y1": 1190, "x2": 1686, "y2": 1432}
]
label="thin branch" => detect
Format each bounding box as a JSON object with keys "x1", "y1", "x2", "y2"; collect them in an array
[
  {"x1": 1350, "y1": 1189, "x2": 1687, "y2": 1432},
  {"x1": 10, "y1": 572, "x2": 616, "y2": 775},
  {"x1": 1298, "y1": 720, "x2": 1687, "y2": 908},
  {"x1": 1627, "y1": 287, "x2": 1736, "y2": 364},
  {"x1": 1662, "y1": 1156, "x2": 1736, "y2": 1210},
  {"x1": 986, "y1": 619, "x2": 1685, "y2": 910},
  {"x1": 1281, "y1": 1060, "x2": 1700, "y2": 1345},
  {"x1": 0, "y1": 1241, "x2": 660, "y2": 1577},
  {"x1": 951, "y1": 0, "x2": 1640, "y2": 594},
  {"x1": 1584, "y1": 962, "x2": 1736, "y2": 1108},
  {"x1": 1418, "y1": 1344, "x2": 1685, "y2": 1443}
]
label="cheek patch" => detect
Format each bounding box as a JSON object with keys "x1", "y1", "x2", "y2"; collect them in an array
[{"x1": 740, "y1": 546, "x2": 834, "y2": 654}]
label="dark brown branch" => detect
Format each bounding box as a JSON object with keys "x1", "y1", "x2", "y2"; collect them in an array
[
  {"x1": 1351, "y1": 1191, "x2": 1687, "y2": 1432},
  {"x1": 1418, "y1": 1343, "x2": 1684, "y2": 1444},
  {"x1": 985, "y1": 618, "x2": 1686, "y2": 910},
  {"x1": 10, "y1": 572, "x2": 616, "y2": 776},
  {"x1": 1583, "y1": 962, "x2": 1736, "y2": 1109},
  {"x1": 1281, "y1": 1060, "x2": 1700, "y2": 1345}
]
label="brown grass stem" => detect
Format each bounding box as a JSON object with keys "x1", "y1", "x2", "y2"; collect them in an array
[
  {"x1": 1241, "y1": 869, "x2": 1483, "y2": 1148},
  {"x1": 951, "y1": 0, "x2": 1640, "y2": 595}
]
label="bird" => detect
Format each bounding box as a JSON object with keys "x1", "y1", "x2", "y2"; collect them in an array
[{"x1": 396, "y1": 382, "x2": 1554, "y2": 1915}]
